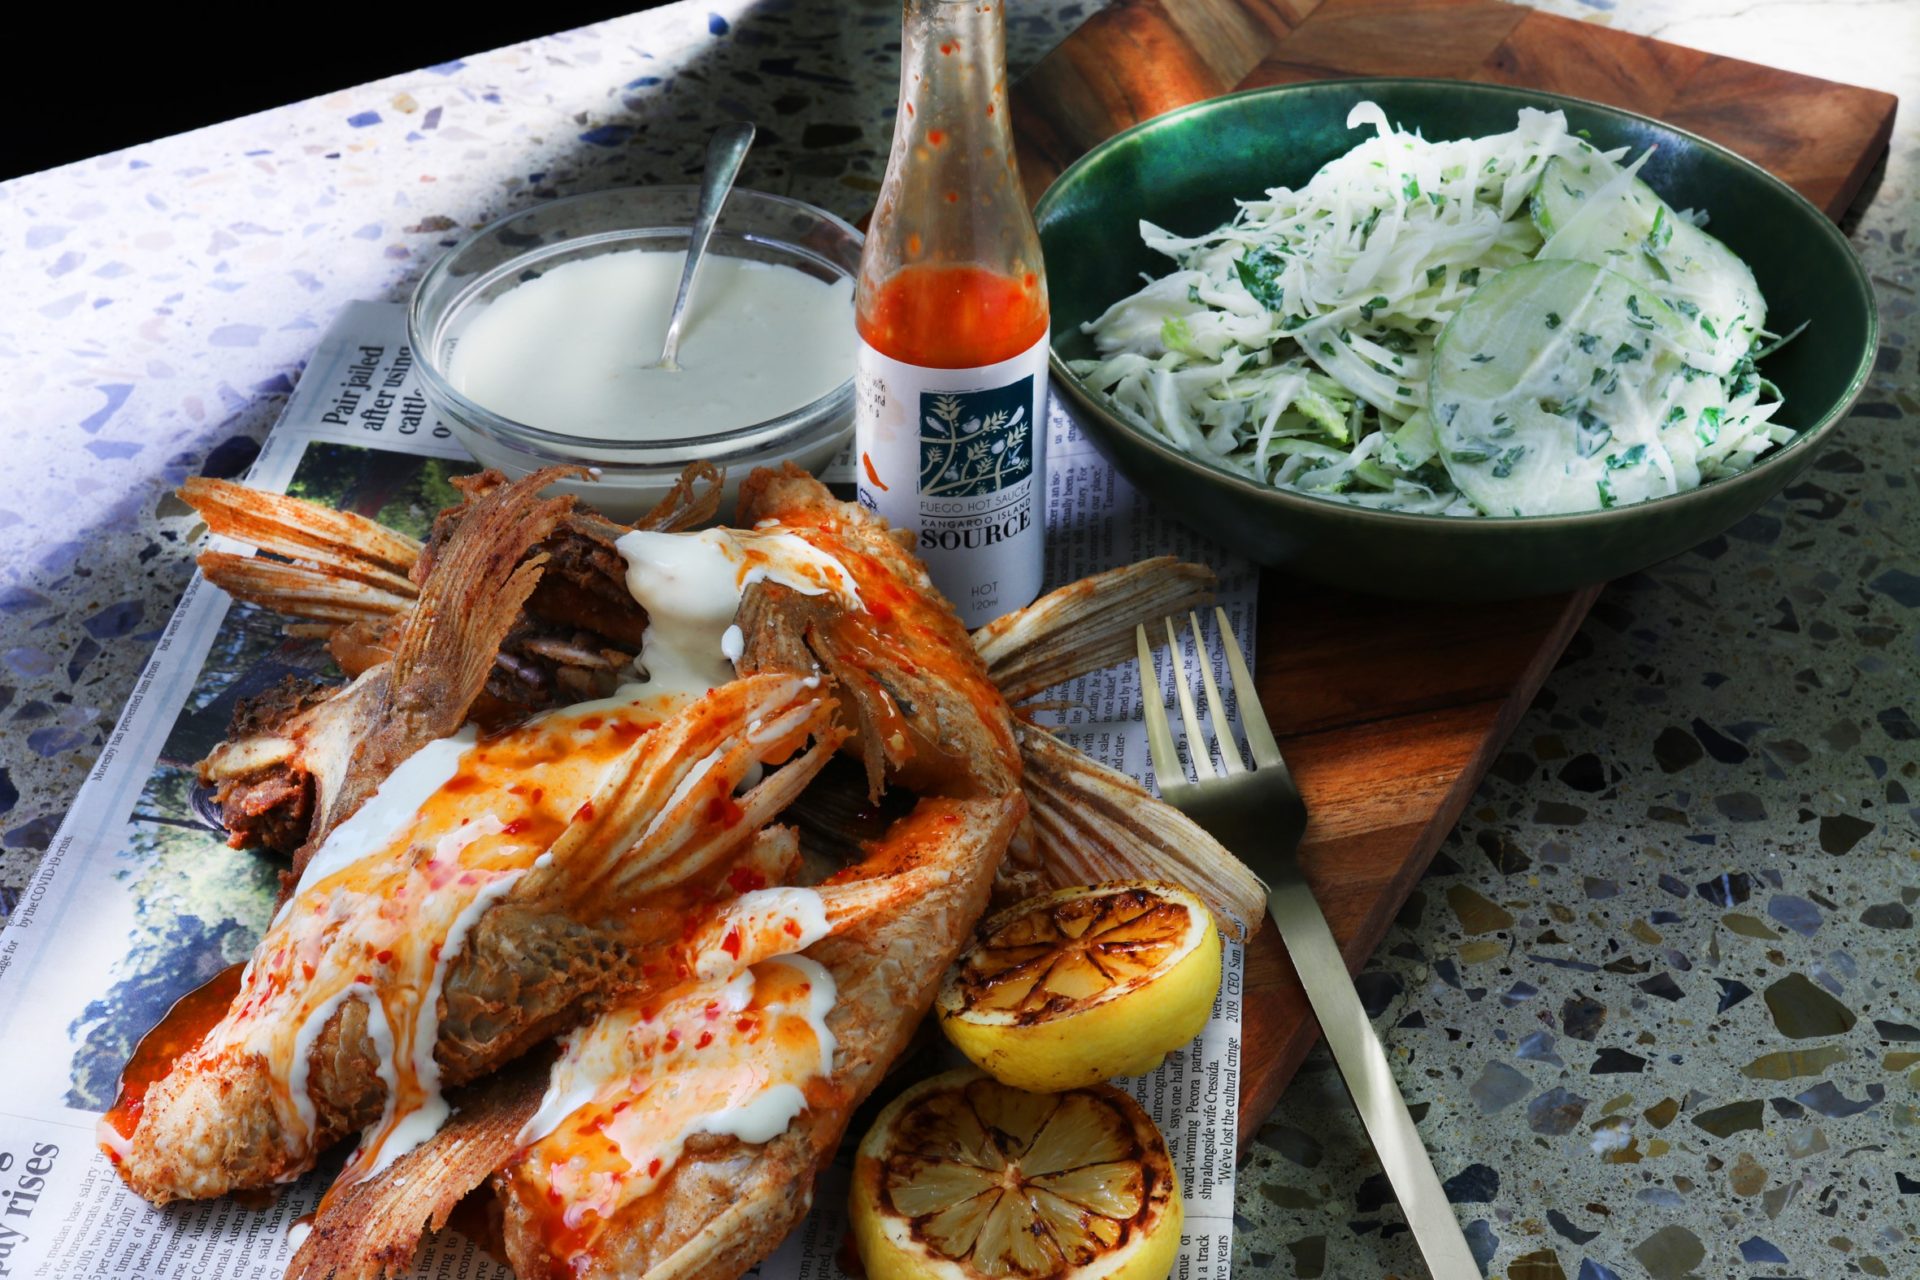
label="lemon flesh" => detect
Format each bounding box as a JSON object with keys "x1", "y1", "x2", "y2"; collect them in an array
[
  {"x1": 851, "y1": 1069, "x2": 1182, "y2": 1280},
  {"x1": 936, "y1": 881, "x2": 1222, "y2": 1092}
]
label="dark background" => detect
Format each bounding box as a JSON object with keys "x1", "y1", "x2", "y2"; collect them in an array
[{"x1": 2, "y1": 5, "x2": 665, "y2": 181}]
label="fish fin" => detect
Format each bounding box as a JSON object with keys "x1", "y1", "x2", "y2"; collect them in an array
[
  {"x1": 514, "y1": 673, "x2": 842, "y2": 909},
  {"x1": 631, "y1": 459, "x2": 724, "y2": 532},
  {"x1": 295, "y1": 468, "x2": 580, "y2": 865},
  {"x1": 1019, "y1": 729, "x2": 1262, "y2": 940},
  {"x1": 381, "y1": 467, "x2": 579, "y2": 733},
  {"x1": 286, "y1": 1058, "x2": 546, "y2": 1280},
  {"x1": 180, "y1": 476, "x2": 423, "y2": 593},
  {"x1": 197, "y1": 550, "x2": 415, "y2": 625},
  {"x1": 974, "y1": 558, "x2": 1216, "y2": 701}
]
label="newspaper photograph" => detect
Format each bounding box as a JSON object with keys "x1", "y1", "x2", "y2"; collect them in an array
[{"x1": 0, "y1": 302, "x2": 1253, "y2": 1280}]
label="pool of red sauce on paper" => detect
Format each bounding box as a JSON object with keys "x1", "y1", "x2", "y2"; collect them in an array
[{"x1": 103, "y1": 962, "x2": 247, "y2": 1156}]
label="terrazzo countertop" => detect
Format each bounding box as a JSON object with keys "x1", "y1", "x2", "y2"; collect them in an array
[{"x1": 1, "y1": 1, "x2": 1913, "y2": 1277}]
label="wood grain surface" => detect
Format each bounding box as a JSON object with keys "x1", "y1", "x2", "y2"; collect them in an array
[{"x1": 1009, "y1": 0, "x2": 1896, "y2": 1147}]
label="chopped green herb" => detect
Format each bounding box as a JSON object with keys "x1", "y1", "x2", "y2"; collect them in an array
[
  {"x1": 1605, "y1": 444, "x2": 1647, "y2": 470},
  {"x1": 1458, "y1": 267, "x2": 1481, "y2": 287},
  {"x1": 1575, "y1": 410, "x2": 1612, "y2": 457},
  {"x1": 1427, "y1": 265, "x2": 1447, "y2": 287},
  {"x1": 1697, "y1": 405, "x2": 1722, "y2": 445},
  {"x1": 1233, "y1": 244, "x2": 1289, "y2": 310},
  {"x1": 1645, "y1": 206, "x2": 1671, "y2": 252},
  {"x1": 1545, "y1": 311, "x2": 1563, "y2": 330},
  {"x1": 1611, "y1": 342, "x2": 1643, "y2": 364}
]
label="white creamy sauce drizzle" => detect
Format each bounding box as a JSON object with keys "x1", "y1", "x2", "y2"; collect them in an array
[
  {"x1": 286, "y1": 981, "x2": 380, "y2": 1142},
  {"x1": 692, "y1": 886, "x2": 833, "y2": 980},
  {"x1": 517, "y1": 954, "x2": 839, "y2": 1227},
  {"x1": 614, "y1": 527, "x2": 862, "y2": 702},
  {"x1": 694, "y1": 956, "x2": 838, "y2": 1144},
  {"x1": 290, "y1": 725, "x2": 478, "y2": 902},
  {"x1": 355, "y1": 865, "x2": 528, "y2": 1179}
]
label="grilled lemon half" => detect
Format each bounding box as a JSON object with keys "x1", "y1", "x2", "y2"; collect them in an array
[
  {"x1": 850, "y1": 1068, "x2": 1181, "y2": 1280},
  {"x1": 935, "y1": 881, "x2": 1221, "y2": 1092}
]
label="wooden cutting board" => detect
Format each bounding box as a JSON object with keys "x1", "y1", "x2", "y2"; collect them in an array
[{"x1": 1009, "y1": 0, "x2": 1897, "y2": 1149}]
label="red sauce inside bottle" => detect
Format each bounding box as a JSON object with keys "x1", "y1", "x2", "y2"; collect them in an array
[
  {"x1": 101, "y1": 962, "x2": 246, "y2": 1154},
  {"x1": 858, "y1": 263, "x2": 1047, "y2": 369}
]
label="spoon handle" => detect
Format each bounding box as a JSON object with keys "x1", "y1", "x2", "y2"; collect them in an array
[{"x1": 658, "y1": 121, "x2": 757, "y2": 370}]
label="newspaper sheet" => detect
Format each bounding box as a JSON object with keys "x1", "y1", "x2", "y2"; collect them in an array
[{"x1": 0, "y1": 301, "x2": 1251, "y2": 1280}]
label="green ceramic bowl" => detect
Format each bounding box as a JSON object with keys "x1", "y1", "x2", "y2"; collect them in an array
[{"x1": 1037, "y1": 79, "x2": 1877, "y2": 600}]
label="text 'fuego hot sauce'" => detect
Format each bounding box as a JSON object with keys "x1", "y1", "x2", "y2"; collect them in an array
[{"x1": 855, "y1": 0, "x2": 1049, "y2": 629}]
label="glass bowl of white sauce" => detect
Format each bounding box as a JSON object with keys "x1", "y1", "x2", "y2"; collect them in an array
[{"x1": 410, "y1": 186, "x2": 862, "y2": 519}]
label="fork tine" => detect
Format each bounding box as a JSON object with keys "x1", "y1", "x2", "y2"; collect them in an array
[
  {"x1": 1164, "y1": 618, "x2": 1215, "y2": 780},
  {"x1": 1214, "y1": 605, "x2": 1282, "y2": 768},
  {"x1": 1189, "y1": 611, "x2": 1246, "y2": 774},
  {"x1": 1135, "y1": 624, "x2": 1183, "y2": 787}
]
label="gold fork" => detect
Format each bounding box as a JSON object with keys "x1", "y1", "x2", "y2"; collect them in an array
[{"x1": 1137, "y1": 608, "x2": 1479, "y2": 1280}]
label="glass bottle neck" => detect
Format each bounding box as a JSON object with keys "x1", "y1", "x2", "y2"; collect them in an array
[{"x1": 898, "y1": 0, "x2": 1014, "y2": 144}]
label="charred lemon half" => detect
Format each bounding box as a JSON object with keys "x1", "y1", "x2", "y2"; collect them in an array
[
  {"x1": 935, "y1": 881, "x2": 1221, "y2": 1092},
  {"x1": 850, "y1": 1068, "x2": 1181, "y2": 1280}
]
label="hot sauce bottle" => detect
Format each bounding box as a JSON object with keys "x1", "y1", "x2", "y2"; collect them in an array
[{"x1": 856, "y1": 0, "x2": 1049, "y2": 629}]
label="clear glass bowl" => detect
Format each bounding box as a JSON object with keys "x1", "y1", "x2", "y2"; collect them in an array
[{"x1": 409, "y1": 186, "x2": 862, "y2": 520}]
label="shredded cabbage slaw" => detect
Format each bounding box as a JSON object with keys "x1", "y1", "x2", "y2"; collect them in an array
[{"x1": 1069, "y1": 103, "x2": 1794, "y2": 516}]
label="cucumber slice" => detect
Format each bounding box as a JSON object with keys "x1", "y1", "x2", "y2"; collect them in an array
[
  {"x1": 1530, "y1": 145, "x2": 1614, "y2": 239},
  {"x1": 1430, "y1": 260, "x2": 1703, "y2": 516},
  {"x1": 1532, "y1": 154, "x2": 1764, "y2": 372}
]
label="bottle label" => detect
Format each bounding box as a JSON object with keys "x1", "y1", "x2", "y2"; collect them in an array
[{"x1": 854, "y1": 333, "x2": 1049, "y2": 629}]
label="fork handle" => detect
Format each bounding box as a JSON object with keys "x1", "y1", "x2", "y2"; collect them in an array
[{"x1": 1265, "y1": 861, "x2": 1483, "y2": 1280}]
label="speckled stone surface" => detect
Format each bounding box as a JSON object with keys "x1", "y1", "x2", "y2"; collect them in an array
[{"x1": 0, "y1": 1, "x2": 1912, "y2": 1277}]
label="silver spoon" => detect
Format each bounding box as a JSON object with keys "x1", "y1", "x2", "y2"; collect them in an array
[{"x1": 655, "y1": 121, "x2": 756, "y2": 371}]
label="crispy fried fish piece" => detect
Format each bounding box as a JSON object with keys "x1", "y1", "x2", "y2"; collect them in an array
[
  {"x1": 195, "y1": 468, "x2": 579, "y2": 874},
  {"x1": 190, "y1": 463, "x2": 725, "y2": 856},
  {"x1": 736, "y1": 464, "x2": 1020, "y2": 801},
  {"x1": 499, "y1": 794, "x2": 1024, "y2": 1280},
  {"x1": 283, "y1": 795, "x2": 1023, "y2": 1280},
  {"x1": 118, "y1": 674, "x2": 842, "y2": 1204}
]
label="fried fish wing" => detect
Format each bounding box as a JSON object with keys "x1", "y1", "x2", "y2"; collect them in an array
[
  {"x1": 189, "y1": 463, "x2": 726, "y2": 856},
  {"x1": 194, "y1": 467, "x2": 579, "y2": 867},
  {"x1": 503, "y1": 794, "x2": 1023, "y2": 1280},
  {"x1": 116, "y1": 674, "x2": 841, "y2": 1204},
  {"x1": 737, "y1": 464, "x2": 1020, "y2": 801}
]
